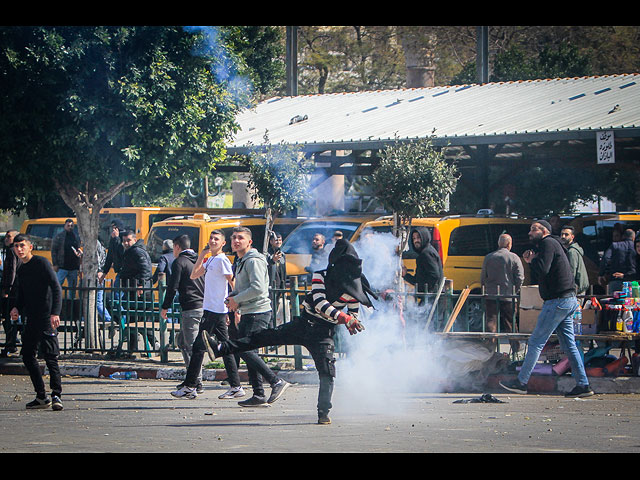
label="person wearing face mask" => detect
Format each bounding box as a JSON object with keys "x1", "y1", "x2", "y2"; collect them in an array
[{"x1": 203, "y1": 238, "x2": 377, "y2": 425}]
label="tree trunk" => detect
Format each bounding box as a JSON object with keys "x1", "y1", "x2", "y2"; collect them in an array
[{"x1": 55, "y1": 180, "x2": 133, "y2": 350}]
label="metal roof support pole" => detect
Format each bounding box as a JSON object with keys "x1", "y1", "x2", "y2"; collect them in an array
[
  {"x1": 476, "y1": 26, "x2": 489, "y2": 84},
  {"x1": 286, "y1": 26, "x2": 298, "y2": 96},
  {"x1": 477, "y1": 144, "x2": 490, "y2": 209}
]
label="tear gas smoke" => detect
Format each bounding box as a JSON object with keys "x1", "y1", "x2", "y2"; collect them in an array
[{"x1": 331, "y1": 232, "x2": 495, "y2": 415}]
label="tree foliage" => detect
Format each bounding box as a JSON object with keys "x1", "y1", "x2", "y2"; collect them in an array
[{"x1": 371, "y1": 137, "x2": 458, "y2": 221}]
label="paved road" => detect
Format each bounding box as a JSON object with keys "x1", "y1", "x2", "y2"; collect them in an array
[{"x1": 1, "y1": 374, "x2": 639, "y2": 453}]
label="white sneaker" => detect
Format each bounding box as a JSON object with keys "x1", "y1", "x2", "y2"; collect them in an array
[
  {"x1": 218, "y1": 386, "x2": 246, "y2": 399},
  {"x1": 171, "y1": 385, "x2": 198, "y2": 399}
]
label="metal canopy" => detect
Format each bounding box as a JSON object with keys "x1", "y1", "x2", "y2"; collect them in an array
[{"x1": 220, "y1": 74, "x2": 640, "y2": 179}]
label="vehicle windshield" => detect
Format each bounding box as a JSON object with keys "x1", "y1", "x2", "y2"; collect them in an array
[
  {"x1": 281, "y1": 221, "x2": 362, "y2": 254},
  {"x1": 147, "y1": 225, "x2": 199, "y2": 263}
]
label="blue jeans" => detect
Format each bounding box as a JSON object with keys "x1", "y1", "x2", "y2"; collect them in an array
[
  {"x1": 56, "y1": 269, "x2": 78, "y2": 289},
  {"x1": 518, "y1": 295, "x2": 589, "y2": 386}
]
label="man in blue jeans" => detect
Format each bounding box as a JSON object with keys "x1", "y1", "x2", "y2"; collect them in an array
[{"x1": 500, "y1": 220, "x2": 594, "y2": 398}]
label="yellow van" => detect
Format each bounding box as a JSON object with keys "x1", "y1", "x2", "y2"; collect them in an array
[
  {"x1": 281, "y1": 214, "x2": 534, "y2": 292},
  {"x1": 20, "y1": 207, "x2": 264, "y2": 263},
  {"x1": 568, "y1": 211, "x2": 640, "y2": 289},
  {"x1": 145, "y1": 213, "x2": 306, "y2": 265}
]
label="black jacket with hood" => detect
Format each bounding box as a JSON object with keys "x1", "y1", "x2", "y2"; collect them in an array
[
  {"x1": 119, "y1": 239, "x2": 153, "y2": 287},
  {"x1": 530, "y1": 234, "x2": 576, "y2": 300},
  {"x1": 161, "y1": 249, "x2": 204, "y2": 311},
  {"x1": 403, "y1": 227, "x2": 443, "y2": 294}
]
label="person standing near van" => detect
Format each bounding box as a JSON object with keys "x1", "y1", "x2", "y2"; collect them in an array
[
  {"x1": 51, "y1": 219, "x2": 82, "y2": 290},
  {"x1": 599, "y1": 229, "x2": 636, "y2": 294},
  {"x1": 402, "y1": 227, "x2": 443, "y2": 301},
  {"x1": 1, "y1": 230, "x2": 21, "y2": 357},
  {"x1": 98, "y1": 219, "x2": 126, "y2": 284},
  {"x1": 9, "y1": 234, "x2": 64, "y2": 410},
  {"x1": 481, "y1": 234, "x2": 524, "y2": 351},
  {"x1": 222, "y1": 226, "x2": 290, "y2": 407},
  {"x1": 500, "y1": 220, "x2": 593, "y2": 398},
  {"x1": 559, "y1": 225, "x2": 590, "y2": 297}
]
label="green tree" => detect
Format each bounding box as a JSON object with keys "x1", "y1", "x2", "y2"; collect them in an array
[
  {"x1": 369, "y1": 137, "x2": 458, "y2": 288},
  {"x1": 244, "y1": 134, "x2": 313, "y2": 253},
  {"x1": 0, "y1": 26, "x2": 247, "y2": 346}
]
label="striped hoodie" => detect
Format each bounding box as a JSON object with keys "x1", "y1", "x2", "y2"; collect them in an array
[{"x1": 301, "y1": 270, "x2": 360, "y2": 326}]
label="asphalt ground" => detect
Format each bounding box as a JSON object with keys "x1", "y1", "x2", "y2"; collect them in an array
[{"x1": 1, "y1": 374, "x2": 639, "y2": 453}]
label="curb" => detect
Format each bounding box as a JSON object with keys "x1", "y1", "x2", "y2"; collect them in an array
[{"x1": 2, "y1": 360, "x2": 640, "y2": 393}]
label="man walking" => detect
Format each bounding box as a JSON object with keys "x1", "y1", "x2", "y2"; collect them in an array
[
  {"x1": 481, "y1": 233, "x2": 524, "y2": 351},
  {"x1": 160, "y1": 234, "x2": 206, "y2": 395},
  {"x1": 221, "y1": 226, "x2": 290, "y2": 407},
  {"x1": 500, "y1": 220, "x2": 593, "y2": 398},
  {"x1": 9, "y1": 234, "x2": 64, "y2": 410},
  {"x1": 560, "y1": 225, "x2": 590, "y2": 297},
  {"x1": 1, "y1": 230, "x2": 21, "y2": 357},
  {"x1": 51, "y1": 219, "x2": 82, "y2": 290}
]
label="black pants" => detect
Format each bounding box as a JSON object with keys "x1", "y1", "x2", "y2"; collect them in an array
[
  {"x1": 235, "y1": 312, "x2": 279, "y2": 398},
  {"x1": 184, "y1": 311, "x2": 240, "y2": 388},
  {"x1": 219, "y1": 316, "x2": 337, "y2": 415},
  {"x1": 21, "y1": 324, "x2": 62, "y2": 399}
]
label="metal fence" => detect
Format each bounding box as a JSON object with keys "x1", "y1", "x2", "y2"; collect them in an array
[{"x1": 1, "y1": 277, "x2": 544, "y2": 367}]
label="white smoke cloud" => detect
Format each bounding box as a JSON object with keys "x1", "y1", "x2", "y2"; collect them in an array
[{"x1": 331, "y1": 232, "x2": 497, "y2": 415}]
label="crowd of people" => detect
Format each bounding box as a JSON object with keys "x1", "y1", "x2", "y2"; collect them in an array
[{"x1": 3, "y1": 213, "x2": 640, "y2": 417}]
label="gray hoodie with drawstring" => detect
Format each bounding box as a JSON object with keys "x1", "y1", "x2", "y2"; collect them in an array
[{"x1": 229, "y1": 248, "x2": 272, "y2": 314}]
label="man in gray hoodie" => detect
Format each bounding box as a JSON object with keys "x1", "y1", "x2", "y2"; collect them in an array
[{"x1": 224, "y1": 226, "x2": 290, "y2": 407}]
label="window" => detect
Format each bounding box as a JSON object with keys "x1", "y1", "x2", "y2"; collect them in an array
[
  {"x1": 490, "y1": 224, "x2": 532, "y2": 256},
  {"x1": 448, "y1": 225, "x2": 492, "y2": 257},
  {"x1": 147, "y1": 226, "x2": 199, "y2": 263},
  {"x1": 282, "y1": 221, "x2": 361, "y2": 255},
  {"x1": 98, "y1": 213, "x2": 136, "y2": 246}
]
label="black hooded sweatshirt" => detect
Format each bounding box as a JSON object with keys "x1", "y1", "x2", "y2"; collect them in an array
[
  {"x1": 161, "y1": 249, "x2": 204, "y2": 311},
  {"x1": 403, "y1": 227, "x2": 443, "y2": 293},
  {"x1": 530, "y1": 234, "x2": 576, "y2": 300},
  {"x1": 119, "y1": 239, "x2": 153, "y2": 287}
]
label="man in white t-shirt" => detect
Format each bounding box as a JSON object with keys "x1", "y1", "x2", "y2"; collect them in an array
[{"x1": 171, "y1": 230, "x2": 244, "y2": 400}]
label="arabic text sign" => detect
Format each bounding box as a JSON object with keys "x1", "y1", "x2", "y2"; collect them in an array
[{"x1": 597, "y1": 130, "x2": 615, "y2": 164}]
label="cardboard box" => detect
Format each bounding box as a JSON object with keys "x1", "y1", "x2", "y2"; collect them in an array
[
  {"x1": 519, "y1": 308, "x2": 540, "y2": 333},
  {"x1": 581, "y1": 309, "x2": 597, "y2": 325},
  {"x1": 520, "y1": 286, "x2": 544, "y2": 310}
]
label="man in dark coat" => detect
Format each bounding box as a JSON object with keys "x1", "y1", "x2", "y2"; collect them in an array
[
  {"x1": 402, "y1": 227, "x2": 443, "y2": 302},
  {"x1": 599, "y1": 229, "x2": 636, "y2": 294},
  {"x1": 119, "y1": 230, "x2": 155, "y2": 352},
  {"x1": 1, "y1": 230, "x2": 21, "y2": 357}
]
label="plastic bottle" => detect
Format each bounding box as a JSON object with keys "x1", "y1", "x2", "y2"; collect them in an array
[
  {"x1": 622, "y1": 309, "x2": 634, "y2": 333},
  {"x1": 573, "y1": 307, "x2": 582, "y2": 336},
  {"x1": 616, "y1": 312, "x2": 624, "y2": 332},
  {"x1": 109, "y1": 371, "x2": 138, "y2": 380}
]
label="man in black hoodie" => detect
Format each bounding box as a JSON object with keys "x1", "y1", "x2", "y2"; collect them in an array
[
  {"x1": 500, "y1": 220, "x2": 593, "y2": 399},
  {"x1": 402, "y1": 227, "x2": 443, "y2": 303},
  {"x1": 119, "y1": 230, "x2": 155, "y2": 352},
  {"x1": 161, "y1": 235, "x2": 205, "y2": 393}
]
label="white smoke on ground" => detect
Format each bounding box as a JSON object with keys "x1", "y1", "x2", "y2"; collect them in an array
[{"x1": 331, "y1": 232, "x2": 495, "y2": 415}]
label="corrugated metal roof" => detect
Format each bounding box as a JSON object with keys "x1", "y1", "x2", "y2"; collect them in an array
[{"x1": 228, "y1": 74, "x2": 640, "y2": 151}]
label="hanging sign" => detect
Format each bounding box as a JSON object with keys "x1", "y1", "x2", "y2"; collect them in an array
[{"x1": 597, "y1": 130, "x2": 615, "y2": 164}]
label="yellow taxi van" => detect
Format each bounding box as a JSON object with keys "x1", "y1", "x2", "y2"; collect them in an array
[
  {"x1": 281, "y1": 213, "x2": 534, "y2": 292},
  {"x1": 145, "y1": 213, "x2": 306, "y2": 265},
  {"x1": 567, "y1": 211, "x2": 640, "y2": 289},
  {"x1": 20, "y1": 206, "x2": 263, "y2": 263}
]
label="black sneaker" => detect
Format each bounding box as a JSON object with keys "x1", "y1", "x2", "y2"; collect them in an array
[
  {"x1": 26, "y1": 396, "x2": 51, "y2": 409},
  {"x1": 238, "y1": 396, "x2": 270, "y2": 407},
  {"x1": 318, "y1": 413, "x2": 331, "y2": 425},
  {"x1": 267, "y1": 379, "x2": 290, "y2": 404},
  {"x1": 202, "y1": 331, "x2": 220, "y2": 362},
  {"x1": 52, "y1": 395, "x2": 64, "y2": 411},
  {"x1": 196, "y1": 382, "x2": 205, "y2": 394},
  {"x1": 565, "y1": 385, "x2": 594, "y2": 398},
  {"x1": 499, "y1": 378, "x2": 528, "y2": 394}
]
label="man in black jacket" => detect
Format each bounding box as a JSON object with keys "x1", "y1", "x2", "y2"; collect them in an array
[
  {"x1": 161, "y1": 235, "x2": 205, "y2": 393},
  {"x1": 119, "y1": 230, "x2": 155, "y2": 352},
  {"x1": 9, "y1": 234, "x2": 64, "y2": 410},
  {"x1": 599, "y1": 229, "x2": 636, "y2": 294},
  {"x1": 402, "y1": 227, "x2": 443, "y2": 302},
  {"x1": 1, "y1": 230, "x2": 21, "y2": 357},
  {"x1": 500, "y1": 220, "x2": 593, "y2": 399}
]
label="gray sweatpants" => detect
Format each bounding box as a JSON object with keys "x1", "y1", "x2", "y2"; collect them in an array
[{"x1": 176, "y1": 309, "x2": 204, "y2": 384}]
